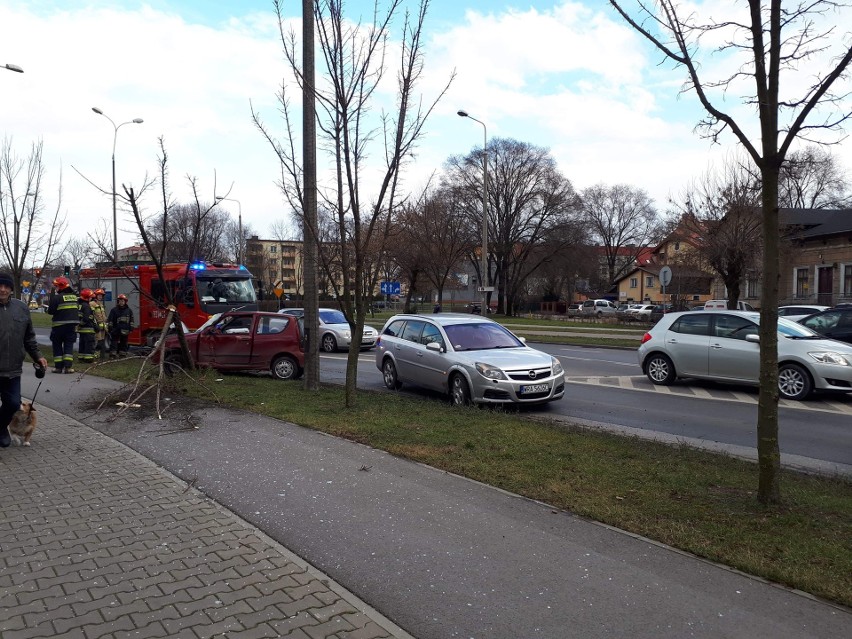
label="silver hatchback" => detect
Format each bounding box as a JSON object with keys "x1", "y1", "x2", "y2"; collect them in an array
[
  {"x1": 375, "y1": 314, "x2": 565, "y2": 406},
  {"x1": 637, "y1": 310, "x2": 852, "y2": 400}
]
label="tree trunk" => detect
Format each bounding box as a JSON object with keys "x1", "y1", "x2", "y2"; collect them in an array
[{"x1": 757, "y1": 162, "x2": 782, "y2": 504}]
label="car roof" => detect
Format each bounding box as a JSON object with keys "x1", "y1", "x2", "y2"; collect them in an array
[{"x1": 385, "y1": 313, "x2": 496, "y2": 328}]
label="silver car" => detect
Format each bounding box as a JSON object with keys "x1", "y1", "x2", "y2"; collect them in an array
[
  {"x1": 375, "y1": 313, "x2": 565, "y2": 406},
  {"x1": 277, "y1": 307, "x2": 378, "y2": 352},
  {"x1": 637, "y1": 310, "x2": 852, "y2": 400}
]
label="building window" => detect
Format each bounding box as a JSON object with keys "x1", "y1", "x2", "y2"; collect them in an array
[
  {"x1": 843, "y1": 264, "x2": 852, "y2": 296},
  {"x1": 270, "y1": 246, "x2": 277, "y2": 253},
  {"x1": 646, "y1": 276, "x2": 655, "y2": 287},
  {"x1": 269, "y1": 258, "x2": 278, "y2": 266},
  {"x1": 630, "y1": 277, "x2": 638, "y2": 289},
  {"x1": 746, "y1": 277, "x2": 761, "y2": 298},
  {"x1": 795, "y1": 267, "x2": 809, "y2": 298}
]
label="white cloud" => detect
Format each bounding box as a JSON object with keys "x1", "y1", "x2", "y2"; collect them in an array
[{"x1": 2, "y1": 0, "x2": 851, "y2": 266}]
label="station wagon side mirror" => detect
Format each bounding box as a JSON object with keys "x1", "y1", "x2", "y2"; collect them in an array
[
  {"x1": 426, "y1": 341, "x2": 444, "y2": 353},
  {"x1": 746, "y1": 334, "x2": 760, "y2": 343}
]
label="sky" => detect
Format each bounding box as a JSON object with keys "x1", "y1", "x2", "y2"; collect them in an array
[{"x1": 2, "y1": 0, "x2": 852, "y2": 260}]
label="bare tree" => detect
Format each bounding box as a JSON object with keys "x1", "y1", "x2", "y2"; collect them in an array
[
  {"x1": 61, "y1": 237, "x2": 95, "y2": 287},
  {"x1": 444, "y1": 138, "x2": 581, "y2": 315},
  {"x1": 672, "y1": 157, "x2": 764, "y2": 308},
  {"x1": 0, "y1": 137, "x2": 67, "y2": 295},
  {"x1": 581, "y1": 183, "x2": 661, "y2": 292},
  {"x1": 780, "y1": 145, "x2": 851, "y2": 209},
  {"x1": 144, "y1": 202, "x2": 232, "y2": 262},
  {"x1": 609, "y1": 0, "x2": 852, "y2": 503},
  {"x1": 253, "y1": 0, "x2": 453, "y2": 406}
]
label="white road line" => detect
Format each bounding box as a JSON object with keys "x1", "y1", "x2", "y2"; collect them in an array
[{"x1": 564, "y1": 375, "x2": 852, "y2": 415}]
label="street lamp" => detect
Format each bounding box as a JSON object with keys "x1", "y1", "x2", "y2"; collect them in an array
[
  {"x1": 3, "y1": 63, "x2": 24, "y2": 73},
  {"x1": 457, "y1": 109, "x2": 489, "y2": 314},
  {"x1": 215, "y1": 196, "x2": 243, "y2": 265},
  {"x1": 92, "y1": 107, "x2": 143, "y2": 263}
]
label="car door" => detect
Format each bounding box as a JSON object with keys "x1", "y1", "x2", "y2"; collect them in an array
[
  {"x1": 665, "y1": 313, "x2": 712, "y2": 376},
  {"x1": 416, "y1": 321, "x2": 450, "y2": 391},
  {"x1": 209, "y1": 314, "x2": 254, "y2": 367},
  {"x1": 707, "y1": 314, "x2": 760, "y2": 382},
  {"x1": 393, "y1": 320, "x2": 426, "y2": 381},
  {"x1": 253, "y1": 315, "x2": 299, "y2": 367}
]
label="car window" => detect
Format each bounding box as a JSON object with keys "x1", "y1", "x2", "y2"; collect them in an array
[
  {"x1": 400, "y1": 320, "x2": 425, "y2": 343},
  {"x1": 444, "y1": 322, "x2": 523, "y2": 351},
  {"x1": 670, "y1": 314, "x2": 712, "y2": 336},
  {"x1": 257, "y1": 316, "x2": 289, "y2": 335},
  {"x1": 713, "y1": 314, "x2": 758, "y2": 340},
  {"x1": 383, "y1": 319, "x2": 406, "y2": 337},
  {"x1": 319, "y1": 309, "x2": 347, "y2": 324},
  {"x1": 420, "y1": 323, "x2": 445, "y2": 348},
  {"x1": 778, "y1": 318, "x2": 818, "y2": 337},
  {"x1": 219, "y1": 316, "x2": 253, "y2": 333},
  {"x1": 802, "y1": 311, "x2": 840, "y2": 331}
]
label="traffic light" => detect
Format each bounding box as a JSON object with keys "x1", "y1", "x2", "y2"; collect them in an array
[
  {"x1": 35, "y1": 268, "x2": 42, "y2": 279},
  {"x1": 63, "y1": 265, "x2": 70, "y2": 277}
]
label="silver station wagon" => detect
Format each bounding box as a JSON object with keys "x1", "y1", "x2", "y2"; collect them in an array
[{"x1": 375, "y1": 313, "x2": 565, "y2": 406}]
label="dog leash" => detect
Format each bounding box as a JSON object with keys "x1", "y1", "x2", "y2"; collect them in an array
[{"x1": 28, "y1": 363, "x2": 46, "y2": 416}]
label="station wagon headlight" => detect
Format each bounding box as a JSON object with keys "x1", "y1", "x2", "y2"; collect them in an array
[
  {"x1": 808, "y1": 352, "x2": 851, "y2": 366},
  {"x1": 552, "y1": 357, "x2": 564, "y2": 376},
  {"x1": 475, "y1": 362, "x2": 507, "y2": 380}
]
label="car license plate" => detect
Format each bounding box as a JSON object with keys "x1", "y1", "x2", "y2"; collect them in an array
[{"x1": 520, "y1": 383, "x2": 550, "y2": 394}]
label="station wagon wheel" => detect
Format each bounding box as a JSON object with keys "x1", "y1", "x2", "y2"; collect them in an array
[
  {"x1": 382, "y1": 358, "x2": 402, "y2": 390},
  {"x1": 271, "y1": 355, "x2": 298, "y2": 381},
  {"x1": 778, "y1": 363, "x2": 813, "y2": 400},
  {"x1": 321, "y1": 333, "x2": 338, "y2": 352},
  {"x1": 450, "y1": 373, "x2": 472, "y2": 406},
  {"x1": 645, "y1": 353, "x2": 676, "y2": 385}
]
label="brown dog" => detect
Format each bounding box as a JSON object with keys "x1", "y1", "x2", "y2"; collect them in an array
[{"x1": 9, "y1": 400, "x2": 37, "y2": 446}]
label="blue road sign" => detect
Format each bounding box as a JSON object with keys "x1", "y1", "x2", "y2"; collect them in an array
[{"x1": 380, "y1": 281, "x2": 401, "y2": 295}]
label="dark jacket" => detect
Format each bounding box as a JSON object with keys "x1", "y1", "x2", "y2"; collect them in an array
[
  {"x1": 0, "y1": 297, "x2": 44, "y2": 377},
  {"x1": 108, "y1": 304, "x2": 134, "y2": 335},
  {"x1": 77, "y1": 298, "x2": 97, "y2": 334},
  {"x1": 48, "y1": 287, "x2": 79, "y2": 327}
]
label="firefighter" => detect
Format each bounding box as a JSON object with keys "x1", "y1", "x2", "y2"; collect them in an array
[
  {"x1": 76, "y1": 288, "x2": 97, "y2": 364},
  {"x1": 107, "y1": 294, "x2": 134, "y2": 357},
  {"x1": 92, "y1": 288, "x2": 108, "y2": 359},
  {"x1": 47, "y1": 276, "x2": 79, "y2": 373}
]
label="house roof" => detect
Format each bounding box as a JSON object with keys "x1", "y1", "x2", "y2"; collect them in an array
[{"x1": 780, "y1": 208, "x2": 852, "y2": 239}]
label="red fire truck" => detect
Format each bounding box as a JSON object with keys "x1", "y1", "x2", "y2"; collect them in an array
[{"x1": 79, "y1": 261, "x2": 257, "y2": 347}]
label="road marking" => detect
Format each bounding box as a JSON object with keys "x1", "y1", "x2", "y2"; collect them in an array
[
  {"x1": 564, "y1": 375, "x2": 852, "y2": 415},
  {"x1": 556, "y1": 354, "x2": 638, "y2": 367}
]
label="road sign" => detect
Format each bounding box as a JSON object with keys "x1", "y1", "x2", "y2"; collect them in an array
[
  {"x1": 380, "y1": 281, "x2": 401, "y2": 295},
  {"x1": 273, "y1": 287, "x2": 284, "y2": 298},
  {"x1": 22, "y1": 287, "x2": 30, "y2": 294},
  {"x1": 659, "y1": 266, "x2": 672, "y2": 287},
  {"x1": 477, "y1": 286, "x2": 495, "y2": 293}
]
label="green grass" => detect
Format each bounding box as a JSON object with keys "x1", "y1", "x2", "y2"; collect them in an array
[{"x1": 89, "y1": 358, "x2": 852, "y2": 607}]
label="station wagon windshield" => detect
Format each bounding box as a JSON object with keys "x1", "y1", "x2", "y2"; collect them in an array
[{"x1": 444, "y1": 323, "x2": 524, "y2": 351}]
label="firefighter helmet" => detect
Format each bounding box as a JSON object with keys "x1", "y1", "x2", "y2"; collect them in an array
[
  {"x1": 117, "y1": 294, "x2": 128, "y2": 302},
  {"x1": 80, "y1": 288, "x2": 94, "y2": 301},
  {"x1": 94, "y1": 288, "x2": 105, "y2": 296},
  {"x1": 53, "y1": 276, "x2": 70, "y2": 289}
]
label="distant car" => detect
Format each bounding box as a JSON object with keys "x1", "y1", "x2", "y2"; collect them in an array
[
  {"x1": 797, "y1": 307, "x2": 852, "y2": 345},
  {"x1": 628, "y1": 304, "x2": 657, "y2": 320},
  {"x1": 704, "y1": 299, "x2": 756, "y2": 311},
  {"x1": 277, "y1": 307, "x2": 378, "y2": 352},
  {"x1": 566, "y1": 303, "x2": 583, "y2": 318},
  {"x1": 375, "y1": 313, "x2": 565, "y2": 406},
  {"x1": 777, "y1": 305, "x2": 830, "y2": 322},
  {"x1": 154, "y1": 311, "x2": 305, "y2": 380},
  {"x1": 580, "y1": 299, "x2": 618, "y2": 318},
  {"x1": 637, "y1": 310, "x2": 852, "y2": 400}
]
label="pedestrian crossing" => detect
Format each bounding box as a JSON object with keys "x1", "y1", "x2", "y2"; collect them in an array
[{"x1": 564, "y1": 375, "x2": 852, "y2": 415}]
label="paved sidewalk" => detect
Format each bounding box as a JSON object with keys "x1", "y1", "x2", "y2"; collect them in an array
[{"x1": 0, "y1": 404, "x2": 412, "y2": 639}]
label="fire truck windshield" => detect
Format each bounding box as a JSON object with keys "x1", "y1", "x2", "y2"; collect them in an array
[{"x1": 197, "y1": 276, "x2": 256, "y2": 305}]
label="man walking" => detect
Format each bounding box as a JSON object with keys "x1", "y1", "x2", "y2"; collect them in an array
[{"x1": 0, "y1": 272, "x2": 48, "y2": 449}]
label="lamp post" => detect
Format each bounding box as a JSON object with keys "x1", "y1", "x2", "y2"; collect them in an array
[
  {"x1": 457, "y1": 109, "x2": 489, "y2": 314},
  {"x1": 92, "y1": 107, "x2": 143, "y2": 263},
  {"x1": 215, "y1": 196, "x2": 243, "y2": 265},
  {"x1": 3, "y1": 63, "x2": 24, "y2": 73}
]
